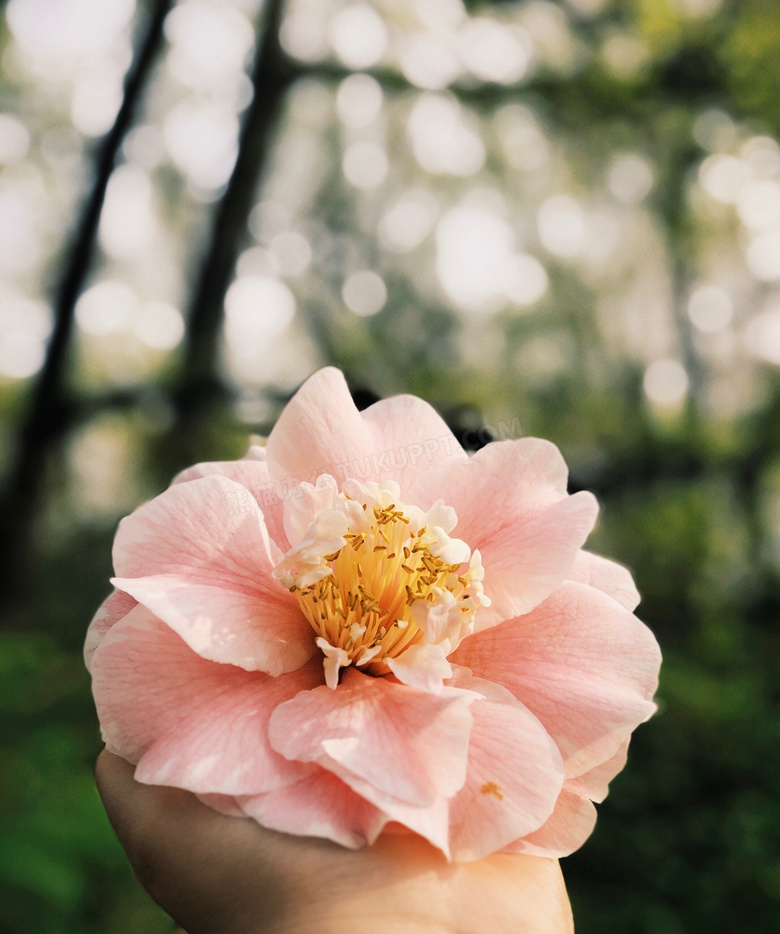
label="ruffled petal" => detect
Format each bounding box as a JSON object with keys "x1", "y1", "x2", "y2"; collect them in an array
[
  {"x1": 91, "y1": 606, "x2": 319, "y2": 795},
  {"x1": 410, "y1": 437, "x2": 570, "y2": 519},
  {"x1": 504, "y1": 790, "x2": 598, "y2": 858},
  {"x1": 446, "y1": 672, "x2": 565, "y2": 862},
  {"x1": 567, "y1": 550, "x2": 640, "y2": 611},
  {"x1": 112, "y1": 475, "x2": 313, "y2": 675},
  {"x1": 452, "y1": 581, "x2": 661, "y2": 779},
  {"x1": 172, "y1": 454, "x2": 288, "y2": 555},
  {"x1": 565, "y1": 738, "x2": 630, "y2": 803},
  {"x1": 267, "y1": 667, "x2": 473, "y2": 807},
  {"x1": 266, "y1": 368, "x2": 373, "y2": 492},
  {"x1": 84, "y1": 589, "x2": 137, "y2": 671},
  {"x1": 357, "y1": 394, "x2": 467, "y2": 493},
  {"x1": 410, "y1": 440, "x2": 599, "y2": 623},
  {"x1": 319, "y1": 777, "x2": 453, "y2": 857},
  {"x1": 136, "y1": 663, "x2": 323, "y2": 796},
  {"x1": 239, "y1": 769, "x2": 387, "y2": 849}
]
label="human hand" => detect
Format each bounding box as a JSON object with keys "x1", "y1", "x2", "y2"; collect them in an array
[{"x1": 96, "y1": 750, "x2": 574, "y2": 934}]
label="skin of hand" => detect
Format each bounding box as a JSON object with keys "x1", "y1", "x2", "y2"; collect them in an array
[{"x1": 96, "y1": 750, "x2": 575, "y2": 934}]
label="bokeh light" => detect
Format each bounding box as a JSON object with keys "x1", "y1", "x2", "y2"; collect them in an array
[
  {"x1": 408, "y1": 94, "x2": 485, "y2": 177},
  {"x1": 643, "y1": 358, "x2": 690, "y2": 405},
  {"x1": 436, "y1": 202, "x2": 514, "y2": 313},
  {"x1": 343, "y1": 270, "x2": 387, "y2": 316},
  {"x1": 688, "y1": 284, "x2": 734, "y2": 333}
]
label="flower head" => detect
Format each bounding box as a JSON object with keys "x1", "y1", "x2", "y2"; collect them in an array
[{"x1": 87, "y1": 367, "x2": 661, "y2": 861}]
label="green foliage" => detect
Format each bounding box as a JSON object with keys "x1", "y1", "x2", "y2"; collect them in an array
[
  {"x1": 722, "y1": 2, "x2": 780, "y2": 133},
  {"x1": 0, "y1": 633, "x2": 173, "y2": 934}
]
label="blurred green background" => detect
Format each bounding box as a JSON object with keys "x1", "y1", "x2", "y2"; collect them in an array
[{"x1": 1, "y1": 0, "x2": 779, "y2": 931}]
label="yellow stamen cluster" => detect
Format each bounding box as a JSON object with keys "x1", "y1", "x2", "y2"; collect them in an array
[{"x1": 289, "y1": 501, "x2": 473, "y2": 671}]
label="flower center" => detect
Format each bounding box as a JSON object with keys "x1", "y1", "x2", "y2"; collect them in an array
[{"x1": 273, "y1": 480, "x2": 488, "y2": 687}]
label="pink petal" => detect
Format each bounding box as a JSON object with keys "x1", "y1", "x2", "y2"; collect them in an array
[
  {"x1": 91, "y1": 606, "x2": 319, "y2": 795},
  {"x1": 267, "y1": 667, "x2": 473, "y2": 807},
  {"x1": 321, "y1": 776, "x2": 453, "y2": 856},
  {"x1": 446, "y1": 672, "x2": 565, "y2": 862},
  {"x1": 410, "y1": 439, "x2": 599, "y2": 623},
  {"x1": 477, "y1": 492, "x2": 599, "y2": 624},
  {"x1": 112, "y1": 475, "x2": 314, "y2": 675},
  {"x1": 452, "y1": 581, "x2": 661, "y2": 779},
  {"x1": 504, "y1": 791, "x2": 597, "y2": 858},
  {"x1": 84, "y1": 589, "x2": 137, "y2": 671},
  {"x1": 377, "y1": 799, "x2": 451, "y2": 857},
  {"x1": 411, "y1": 437, "x2": 570, "y2": 519},
  {"x1": 239, "y1": 769, "x2": 387, "y2": 849},
  {"x1": 567, "y1": 550, "x2": 640, "y2": 611},
  {"x1": 357, "y1": 394, "x2": 467, "y2": 493},
  {"x1": 565, "y1": 738, "x2": 630, "y2": 803},
  {"x1": 172, "y1": 454, "x2": 288, "y2": 555},
  {"x1": 266, "y1": 368, "x2": 374, "y2": 492},
  {"x1": 112, "y1": 573, "x2": 314, "y2": 676}
]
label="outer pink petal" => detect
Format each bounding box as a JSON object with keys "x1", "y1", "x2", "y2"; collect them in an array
[
  {"x1": 172, "y1": 454, "x2": 288, "y2": 555},
  {"x1": 410, "y1": 437, "x2": 570, "y2": 520},
  {"x1": 112, "y1": 573, "x2": 313, "y2": 675},
  {"x1": 239, "y1": 769, "x2": 387, "y2": 849},
  {"x1": 267, "y1": 667, "x2": 473, "y2": 807},
  {"x1": 91, "y1": 606, "x2": 319, "y2": 795},
  {"x1": 564, "y1": 738, "x2": 630, "y2": 803},
  {"x1": 476, "y1": 492, "x2": 599, "y2": 625},
  {"x1": 356, "y1": 394, "x2": 467, "y2": 494},
  {"x1": 452, "y1": 581, "x2": 661, "y2": 780},
  {"x1": 376, "y1": 799, "x2": 451, "y2": 857},
  {"x1": 136, "y1": 664, "x2": 323, "y2": 796},
  {"x1": 409, "y1": 439, "x2": 599, "y2": 623},
  {"x1": 112, "y1": 475, "x2": 313, "y2": 674},
  {"x1": 504, "y1": 791, "x2": 598, "y2": 858},
  {"x1": 114, "y1": 474, "x2": 272, "y2": 581},
  {"x1": 266, "y1": 368, "x2": 374, "y2": 492},
  {"x1": 567, "y1": 550, "x2": 640, "y2": 611},
  {"x1": 446, "y1": 672, "x2": 565, "y2": 862},
  {"x1": 84, "y1": 589, "x2": 137, "y2": 671}
]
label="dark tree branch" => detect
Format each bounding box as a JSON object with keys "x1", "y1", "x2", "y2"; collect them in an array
[
  {"x1": 173, "y1": 0, "x2": 298, "y2": 446},
  {"x1": 0, "y1": 0, "x2": 173, "y2": 595}
]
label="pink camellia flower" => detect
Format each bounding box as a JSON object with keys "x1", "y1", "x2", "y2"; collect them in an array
[{"x1": 86, "y1": 367, "x2": 661, "y2": 861}]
